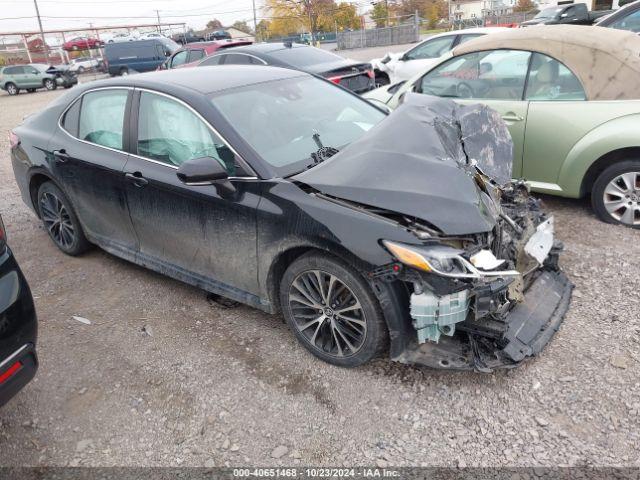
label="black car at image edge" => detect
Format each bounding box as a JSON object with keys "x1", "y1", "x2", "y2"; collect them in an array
[
  {"x1": 9, "y1": 66, "x2": 571, "y2": 371},
  {"x1": 0, "y1": 212, "x2": 38, "y2": 408}
]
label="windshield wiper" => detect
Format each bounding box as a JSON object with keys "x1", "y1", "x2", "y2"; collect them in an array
[{"x1": 307, "y1": 132, "x2": 339, "y2": 169}]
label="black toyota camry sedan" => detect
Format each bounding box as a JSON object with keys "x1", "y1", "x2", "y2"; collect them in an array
[
  {"x1": 0, "y1": 214, "x2": 38, "y2": 407},
  {"x1": 10, "y1": 66, "x2": 571, "y2": 371}
]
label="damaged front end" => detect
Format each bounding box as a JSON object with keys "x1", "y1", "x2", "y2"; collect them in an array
[
  {"x1": 295, "y1": 94, "x2": 573, "y2": 371},
  {"x1": 381, "y1": 182, "x2": 572, "y2": 371}
]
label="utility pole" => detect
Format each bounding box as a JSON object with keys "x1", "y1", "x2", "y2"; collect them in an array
[
  {"x1": 252, "y1": 0, "x2": 258, "y2": 40},
  {"x1": 33, "y1": 0, "x2": 48, "y2": 62},
  {"x1": 155, "y1": 10, "x2": 161, "y2": 33}
]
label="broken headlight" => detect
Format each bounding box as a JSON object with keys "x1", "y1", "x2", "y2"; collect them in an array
[{"x1": 382, "y1": 240, "x2": 519, "y2": 279}]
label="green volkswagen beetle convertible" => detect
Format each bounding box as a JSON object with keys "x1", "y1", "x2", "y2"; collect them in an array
[{"x1": 365, "y1": 26, "x2": 640, "y2": 228}]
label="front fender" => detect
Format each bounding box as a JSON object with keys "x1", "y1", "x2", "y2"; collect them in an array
[{"x1": 559, "y1": 113, "x2": 640, "y2": 197}]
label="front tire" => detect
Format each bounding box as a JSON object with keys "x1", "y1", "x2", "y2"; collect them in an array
[
  {"x1": 44, "y1": 78, "x2": 56, "y2": 90},
  {"x1": 280, "y1": 252, "x2": 388, "y2": 367},
  {"x1": 37, "y1": 182, "x2": 91, "y2": 255},
  {"x1": 592, "y1": 160, "x2": 640, "y2": 228}
]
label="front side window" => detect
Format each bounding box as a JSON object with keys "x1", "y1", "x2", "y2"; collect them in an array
[
  {"x1": 419, "y1": 49, "x2": 531, "y2": 100},
  {"x1": 525, "y1": 53, "x2": 586, "y2": 101},
  {"x1": 78, "y1": 90, "x2": 128, "y2": 150},
  {"x1": 24, "y1": 66, "x2": 39, "y2": 75},
  {"x1": 405, "y1": 36, "x2": 455, "y2": 60},
  {"x1": 137, "y1": 91, "x2": 233, "y2": 173},
  {"x1": 170, "y1": 50, "x2": 189, "y2": 68},
  {"x1": 610, "y1": 9, "x2": 640, "y2": 32},
  {"x1": 211, "y1": 76, "x2": 386, "y2": 176}
]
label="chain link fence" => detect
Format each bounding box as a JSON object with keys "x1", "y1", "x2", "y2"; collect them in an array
[{"x1": 337, "y1": 23, "x2": 420, "y2": 50}]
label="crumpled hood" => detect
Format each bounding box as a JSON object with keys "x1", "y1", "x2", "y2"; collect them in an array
[{"x1": 293, "y1": 94, "x2": 514, "y2": 235}]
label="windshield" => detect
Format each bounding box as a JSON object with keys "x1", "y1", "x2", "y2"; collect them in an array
[
  {"x1": 535, "y1": 7, "x2": 562, "y2": 19},
  {"x1": 210, "y1": 75, "x2": 386, "y2": 176}
]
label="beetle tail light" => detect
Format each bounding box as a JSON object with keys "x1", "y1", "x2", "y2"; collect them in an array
[{"x1": 9, "y1": 131, "x2": 20, "y2": 149}]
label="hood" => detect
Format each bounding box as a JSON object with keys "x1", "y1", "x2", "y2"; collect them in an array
[{"x1": 293, "y1": 94, "x2": 514, "y2": 235}]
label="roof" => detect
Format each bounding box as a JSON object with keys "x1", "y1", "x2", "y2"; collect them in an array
[
  {"x1": 229, "y1": 42, "x2": 307, "y2": 54},
  {"x1": 453, "y1": 25, "x2": 640, "y2": 100},
  {"x1": 88, "y1": 65, "x2": 306, "y2": 95}
]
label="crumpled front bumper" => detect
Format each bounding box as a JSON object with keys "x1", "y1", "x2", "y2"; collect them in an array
[{"x1": 393, "y1": 268, "x2": 573, "y2": 371}]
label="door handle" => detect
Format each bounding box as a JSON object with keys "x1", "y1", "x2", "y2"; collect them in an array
[
  {"x1": 501, "y1": 114, "x2": 524, "y2": 122},
  {"x1": 125, "y1": 172, "x2": 149, "y2": 187},
  {"x1": 52, "y1": 149, "x2": 70, "y2": 162}
]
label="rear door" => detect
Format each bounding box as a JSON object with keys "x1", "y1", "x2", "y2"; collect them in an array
[
  {"x1": 417, "y1": 49, "x2": 532, "y2": 177},
  {"x1": 9, "y1": 67, "x2": 27, "y2": 88},
  {"x1": 123, "y1": 89, "x2": 261, "y2": 296},
  {"x1": 48, "y1": 87, "x2": 138, "y2": 250}
]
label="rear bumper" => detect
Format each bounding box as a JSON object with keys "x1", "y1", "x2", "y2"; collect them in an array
[
  {"x1": 393, "y1": 269, "x2": 573, "y2": 371},
  {"x1": 0, "y1": 247, "x2": 38, "y2": 406}
]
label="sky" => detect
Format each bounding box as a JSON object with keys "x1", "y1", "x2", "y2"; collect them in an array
[
  {"x1": 0, "y1": 0, "x2": 370, "y2": 35},
  {"x1": 0, "y1": 0, "x2": 265, "y2": 35}
]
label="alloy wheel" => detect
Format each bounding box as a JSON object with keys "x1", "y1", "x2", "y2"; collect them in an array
[
  {"x1": 288, "y1": 270, "x2": 367, "y2": 358},
  {"x1": 44, "y1": 79, "x2": 55, "y2": 90},
  {"x1": 40, "y1": 192, "x2": 76, "y2": 248},
  {"x1": 7, "y1": 84, "x2": 17, "y2": 95},
  {"x1": 603, "y1": 171, "x2": 640, "y2": 226}
]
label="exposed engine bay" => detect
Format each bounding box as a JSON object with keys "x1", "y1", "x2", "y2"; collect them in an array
[{"x1": 295, "y1": 94, "x2": 573, "y2": 371}]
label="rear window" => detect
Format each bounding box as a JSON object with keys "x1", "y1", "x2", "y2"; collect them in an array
[{"x1": 267, "y1": 46, "x2": 342, "y2": 67}]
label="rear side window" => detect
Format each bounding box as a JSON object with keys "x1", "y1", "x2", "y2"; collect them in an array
[
  {"x1": 62, "y1": 99, "x2": 81, "y2": 136},
  {"x1": 188, "y1": 49, "x2": 205, "y2": 63},
  {"x1": 4, "y1": 66, "x2": 23, "y2": 74},
  {"x1": 78, "y1": 90, "x2": 128, "y2": 150},
  {"x1": 199, "y1": 55, "x2": 223, "y2": 66},
  {"x1": 221, "y1": 54, "x2": 252, "y2": 65},
  {"x1": 525, "y1": 53, "x2": 586, "y2": 101}
]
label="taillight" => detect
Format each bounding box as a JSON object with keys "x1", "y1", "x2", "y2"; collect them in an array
[
  {"x1": 366, "y1": 69, "x2": 374, "y2": 79},
  {"x1": 9, "y1": 131, "x2": 20, "y2": 149},
  {"x1": 0, "y1": 361, "x2": 22, "y2": 384},
  {"x1": 326, "y1": 75, "x2": 342, "y2": 85}
]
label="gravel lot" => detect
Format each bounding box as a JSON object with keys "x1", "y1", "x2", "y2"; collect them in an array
[{"x1": 0, "y1": 84, "x2": 639, "y2": 469}]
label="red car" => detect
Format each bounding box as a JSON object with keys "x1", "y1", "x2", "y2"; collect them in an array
[
  {"x1": 63, "y1": 36, "x2": 103, "y2": 51},
  {"x1": 159, "y1": 40, "x2": 252, "y2": 70}
]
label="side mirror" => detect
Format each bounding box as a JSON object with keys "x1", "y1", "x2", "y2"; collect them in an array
[{"x1": 176, "y1": 156, "x2": 236, "y2": 196}]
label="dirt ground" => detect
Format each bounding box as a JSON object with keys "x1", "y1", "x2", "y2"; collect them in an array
[{"x1": 0, "y1": 87, "x2": 639, "y2": 469}]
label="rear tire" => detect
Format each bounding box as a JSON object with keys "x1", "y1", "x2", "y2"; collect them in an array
[
  {"x1": 6, "y1": 83, "x2": 18, "y2": 95},
  {"x1": 27, "y1": 88, "x2": 36, "y2": 93},
  {"x1": 37, "y1": 182, "x2": 91, "y2": 256},
  {"x1": 119, "y1": 67, "x2": 129, "y2": 76},
  {"x1": 592, "y1": 160, "x2": 640, "y2": 228},
  {"x1": 280, "y1": 252, "x2": 388, "y2": 367}
]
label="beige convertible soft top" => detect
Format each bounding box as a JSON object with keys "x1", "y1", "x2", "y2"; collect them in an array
[{"x1": 452, "y1": 25, "x2": 640, "y2": 101}]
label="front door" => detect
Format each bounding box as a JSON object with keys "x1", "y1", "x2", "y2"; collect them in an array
[
  {"x1": 123, "y1": 90, "x2": 261, "y2": 297},
  {"x1": 48, "y1": 88, "x2": 138, "y2": 250}
]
